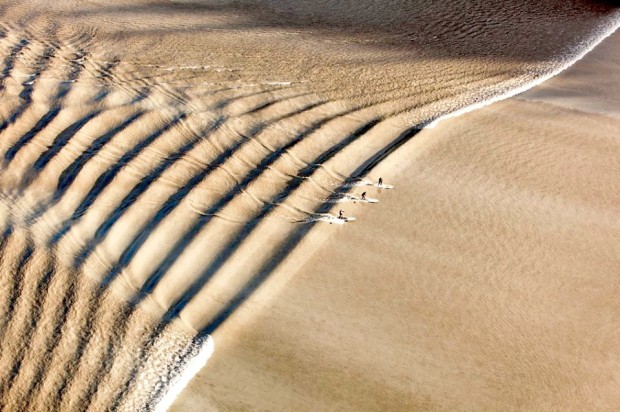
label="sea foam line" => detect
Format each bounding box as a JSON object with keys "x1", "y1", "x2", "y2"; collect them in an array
[
  {"x1": 425, "y1": 13, "x2": 620, "y2": 129},
  {"x1": 154, "y1": 334, "x2": 214, "y2": 412}
]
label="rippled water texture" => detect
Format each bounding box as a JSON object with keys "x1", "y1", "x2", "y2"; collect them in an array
[{"x1": 0, "y1": 1, "x2": 617, "y2": 410}]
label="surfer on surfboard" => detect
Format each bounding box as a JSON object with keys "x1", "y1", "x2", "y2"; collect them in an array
[
  {"x1": 338, "y1": 210, "x2": 345, "y2": 219},
  {"x1": 361, "y1": 191, "x2": 367, "y2": 201}
]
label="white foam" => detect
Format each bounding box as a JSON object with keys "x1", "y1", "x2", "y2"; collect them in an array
[
  {"x1": 352, "y1": 180, "x2": 394, "y2": 189},
  {"x1": 165, "y1": 65, "x2": 211, "y2": 71},
  {"x1": 266, "y1": 81, "x2": 292, "y2": 86},
  {"x1": 425, "y1": 14, "x2": 620, "y2": 129},
  {"x1": 310, "y1": 213, "x2": 356, "y2": 224},
  {"x1": 154, "y1": 334, "x2": 214, "y2": 412},
  {"x1": 333, "y1": 194, "x2": 379, "y2": 203}
]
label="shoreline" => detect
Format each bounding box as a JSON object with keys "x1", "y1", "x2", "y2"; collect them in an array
[{"x1": 425, "y1": 13, "x2": 620, "y2": 128}]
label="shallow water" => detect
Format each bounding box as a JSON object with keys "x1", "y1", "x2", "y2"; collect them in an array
[{"x1": 0, "y1": 1, "x2": 618, "y2": 410}]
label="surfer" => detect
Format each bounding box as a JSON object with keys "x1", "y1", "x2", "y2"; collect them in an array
[
  {"x1": 361, "y1": 191, "x2": 367, "y2": 201},
  {"x1": 338, "y1": 210, "x2": 345, "y2": 219},
  {"x1": 378, "y1": 177, "x2": 383, "y2": 186}
]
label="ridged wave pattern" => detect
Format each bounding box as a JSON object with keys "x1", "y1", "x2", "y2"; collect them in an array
[{"x1": 0, "y1": 4, "x2": 618, "y2": 409}]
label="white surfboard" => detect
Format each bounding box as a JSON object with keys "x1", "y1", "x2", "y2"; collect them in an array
[
  {"x1": 358, "y1": 197, "x2": 378, "y2": 203},
  {"x1": 350, "y1": 197, "x2": 379, "y2": 203},
  {"x1": 354, "y1": 180, "x2": 394, "y2": 189},
  {"x1": 313, "y1": 214, "x2": 356, "y2": 224},
  {"x1": 338, "y1": 194, "x2": 379, "y2": 203},
  {"x1": 373, "y1": 183, "x2": 394, "y2": 189}
]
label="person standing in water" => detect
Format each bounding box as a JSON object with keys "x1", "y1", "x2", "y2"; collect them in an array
[
  {"x1": 361, "y1": 191, "x2": 367, "y2": 201},
  {"x1": 378, "y1": 177, "x2": 383, "y2": 186},
  {"x1": 338, "y1": 210, "x2": 345, "y2": 219}
]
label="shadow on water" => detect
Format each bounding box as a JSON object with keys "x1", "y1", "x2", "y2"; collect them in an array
[
  {"x1": 4, "y1": 107, "x2": 61, "y2": 162},
  {"x1": 1, "y1": 42, "x2": 468, "y2": 408},
  {"x1": 70, "y1": 97, "x2": 324, "y2": 266},
  {"x1": 17, "y1": 264, "x2": 79, "y2": 412},
  {"x1": 32, "y1": 110, "x2": 103, "y2": 171},
  {"x1": 84, "y1": 119, "x2": 220, "y2": 265},
  {"x1": 57, "y1": 110, "x2": 147, "y2": 192},
  {"x1": 52, "y1": 111, "x2": 189, "y2": 248},
  {"x1": 0, "y1": 38, "x2": 29, "y2": 90},
  {"x1": 0, "y1": 226, "x2": 15, "y2": 341},
  {"x1": 110, "y1": 84, "x2": 430, "y2": 304},
  {"x1": 111, "y1": 105, "x2": 334, "y2": 277},
  {"x1": 64, "y1": 83, "x2": 429, "y2": 408},
  {"x1": 42, "y1": 86, "x2": 306, "y2": 247},
  {"x1": 23, "y1": 92, "x2": 142, "y2": 226},
  {"x1": 0, "y1": 241, "x2": 33, "y2": 343},
  {"x1": 200, "y1": 124, "x2": 423, "y2": 335},
  {"x1": 0, "y1": 47, "x2": 56, "y2": 135},
  {"x1": 56, "y1": 98, "x2": 330, "y2": 411},
  {"x1": 109, "y1": 119, "x2": 424, "y2": 410},
  {"x1": 152, "y1": 118, "x2": 381, "y2": 312},
  {"x1": 4, "y1": 48, "x2": 87, "y2": 162},
  {"x1": 0, "y1": 251, "x2": 54, "y2": 399},
  {"x1": 43, "y1": 98, "x2": 328, "y2": 408}
]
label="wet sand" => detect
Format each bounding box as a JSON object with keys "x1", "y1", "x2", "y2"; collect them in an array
[{"x1": 172, "y1": 29, "x2": 620, "y2": 412}]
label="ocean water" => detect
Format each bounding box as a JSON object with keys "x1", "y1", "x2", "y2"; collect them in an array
[{"x1": 0, "y1": 1, "x2": 617, "y2": 410}]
